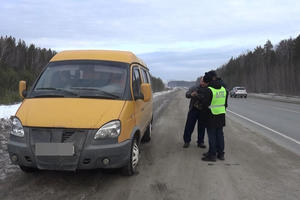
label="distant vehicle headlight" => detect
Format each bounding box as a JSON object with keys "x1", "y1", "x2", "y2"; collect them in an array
[
  {"x1": 94, "y1": 120, "x2": 121, "y2": 139},
  {"x1": 11, "y1": 117, "x2": 25, "y2": 137}
]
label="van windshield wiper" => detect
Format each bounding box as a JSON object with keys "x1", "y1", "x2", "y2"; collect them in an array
[
  {"x1": 70, "y1": 87, "x2": 120, "y2": 99},
  {"x1": 35, "y1": 87, "x2": 78, "y2": 96}
]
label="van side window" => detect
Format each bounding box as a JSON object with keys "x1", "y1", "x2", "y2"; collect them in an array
[
  {"x1": 146, "y1": 71, "x2": 152, "y2": 86},
  {"x1": 132, "y1": 68, "x2": 142, "y2": 97},
  {"x1": 141, "y1": 68, "x2": 149, "y2": 83}
]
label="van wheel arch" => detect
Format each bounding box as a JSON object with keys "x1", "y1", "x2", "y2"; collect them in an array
[
  {"x1": 134, "y1": 130, "x2": 141, "y2": 145},
  {"x1": 141, "y1": 118, "x2": 153, "y2": 143}
]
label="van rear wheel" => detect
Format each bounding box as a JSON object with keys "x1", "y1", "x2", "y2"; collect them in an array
[{"x1": 122, "y1": 137, "x2": 139, "y2": 176}]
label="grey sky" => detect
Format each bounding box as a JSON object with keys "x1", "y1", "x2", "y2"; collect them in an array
[{"x1": 0, "y1": 0, "x2": 299, "y2": 81}]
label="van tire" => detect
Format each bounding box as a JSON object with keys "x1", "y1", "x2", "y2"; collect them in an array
[
  {"x1": 141, "y1": 121, "x2": 152, "y2": 143},
  {"x1": 122, "y1": 137, "x2": 139, "y2": 176},
  {"x1": 19, "y1": 165, "x2": 38, "y2": 173}
]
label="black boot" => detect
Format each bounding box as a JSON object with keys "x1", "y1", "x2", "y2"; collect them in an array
[
  {"x1": 197, "y1": 143, "x2": 206, "y2": 148},
  {"x1": 217, "y1": 153, "x2": 225, "y2": 160},
  {"x1": 183, "y1": 143, "x2": 190, "y2": 148},
  {"x1": 202, "y1": 154, "x2": 216, "y2": 162}
]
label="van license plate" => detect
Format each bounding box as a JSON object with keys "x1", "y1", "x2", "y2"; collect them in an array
[{"x1": 35, "y1": 143, "x2": 74, "y2": 156}]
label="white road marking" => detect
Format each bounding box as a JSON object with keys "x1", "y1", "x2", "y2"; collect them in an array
[{"x1": 227, "y1": 109, "x2": 300, "y2": 145}]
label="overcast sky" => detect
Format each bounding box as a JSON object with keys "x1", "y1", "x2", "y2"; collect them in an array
[{"x1": 1, "y1": 0, "x2": 299, "y2": 81}]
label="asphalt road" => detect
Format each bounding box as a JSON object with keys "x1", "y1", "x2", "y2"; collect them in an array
[
  {"x1": 0, "y1": 89, "x2": 299, "y2": 200},
  {"x1": 228, "y1": 96, "x2": 300, "y2": 155}
]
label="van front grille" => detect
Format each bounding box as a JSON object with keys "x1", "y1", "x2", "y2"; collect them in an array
[{"x1": 62, "y1": 131, "x2": 75, "y2": 142}]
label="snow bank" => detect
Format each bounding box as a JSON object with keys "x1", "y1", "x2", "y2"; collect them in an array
[
  {"x1": 0, "y1": 103, "x2": 21, "y2": 119},
  {"x1": 153, "y1": 89, "x2": 175, "y2": 98}
]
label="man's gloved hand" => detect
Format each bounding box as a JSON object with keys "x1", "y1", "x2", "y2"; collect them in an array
[{"x1": 191, "y1": 91, "x2": 197, "y2": 97}]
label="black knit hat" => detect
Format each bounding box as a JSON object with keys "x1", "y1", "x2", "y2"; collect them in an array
[
  {"x1": 203, "y1": 72, "x2": 213, "y2": 83},
  {"x1": 207, "y1": 70, "x2": 217, "y2": 78}
]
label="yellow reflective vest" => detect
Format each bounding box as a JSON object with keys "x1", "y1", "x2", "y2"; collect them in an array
[{"x1": 208, "y1": 86, "x2": 226, "y2": 115}]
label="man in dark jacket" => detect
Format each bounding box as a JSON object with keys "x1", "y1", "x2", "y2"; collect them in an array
[
  {"x1": 182, "y1": 77, "x2": 209, "y2": 148},
  {"x1": 195, "y1": 71, "x2": 228, "y2": 161}
]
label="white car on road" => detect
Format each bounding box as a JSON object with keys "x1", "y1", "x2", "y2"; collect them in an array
[{"x1": 230, "y1": 87, "x2": 247, "y2": 98}]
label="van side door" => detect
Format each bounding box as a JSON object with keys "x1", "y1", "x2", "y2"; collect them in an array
[
  {"x1": 140, "y1": 67, "x2": 153, "y2": 126},
  {"x1": 132, "y1": 66, "x2": 146, "y2": 132}
]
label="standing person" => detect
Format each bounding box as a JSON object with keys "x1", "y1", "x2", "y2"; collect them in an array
[
  {"x1": 182, "y1": 77, "x2": 208, "y2": 148},
  {"x1": 197, "y1": 71, "x2": 228, "y2": 161}
]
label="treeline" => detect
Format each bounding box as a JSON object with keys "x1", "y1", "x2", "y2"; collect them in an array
[
  {"x1": 0, "y1": 36, "x2": 56, "y2": 104},
  {"x1": 0, "y1": 36, "x2": 165, "y2": 104},
  {"x1": 216, "y1": 35, "x2": 300, "y2": 95},
  {"x1": 150, "y1": 76, "x2": 165, "y2": 92}
]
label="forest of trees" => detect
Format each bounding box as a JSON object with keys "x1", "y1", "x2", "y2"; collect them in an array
[
  {"x1": 0, "y1": 36, "x2": 56, "y2": 104},
  {"x1": 216, "y1": 35, "x2": 300, "y2": 95},
  {"x1": 0, "y1": 36, "x2": 165, "y2": 104},
  {"x1": 150, "y1": 76, "x2": 166, "y2": 92}
]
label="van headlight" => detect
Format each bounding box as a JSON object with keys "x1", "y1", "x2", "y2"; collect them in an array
[
  {"x1": 11, "y1": 117, "x2": 25, "y2": 137},
  {"x1": 94, "y1": 120, "x2": 121, "y2": 139}
]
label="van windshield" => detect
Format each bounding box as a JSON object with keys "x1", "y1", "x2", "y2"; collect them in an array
[{"x1": 32, "y1": 60, "x2": 128, "y2": 99}]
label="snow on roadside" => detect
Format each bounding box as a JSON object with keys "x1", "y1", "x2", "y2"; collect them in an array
[
  {"x1": 0, "y1": 122, "x2": 19, "y2": 180},
  {"x1": 153, "y1": 89, "x2": 176, "y2": 98},
  {"x1": 0, "y1": 103, "x2": 21, "y2": 119}
]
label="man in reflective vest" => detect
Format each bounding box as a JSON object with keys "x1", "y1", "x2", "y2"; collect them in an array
[{"x1": 199, "y1": 71, "x2": 228, "y2": 162}]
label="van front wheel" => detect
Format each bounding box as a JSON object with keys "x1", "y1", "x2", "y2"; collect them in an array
[{"x1": 122, "y1": 137, "x2": 139, "y2": 176}]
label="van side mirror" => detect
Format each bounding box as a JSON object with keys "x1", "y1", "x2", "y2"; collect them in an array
[
  {"x1": 141, "y1": 83, "x2": 152, "y2": 102},
  {"x1": 19, "y1": 80, "x2": 27, "y2": 98}
]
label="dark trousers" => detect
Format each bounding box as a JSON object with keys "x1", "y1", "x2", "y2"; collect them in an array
[
  {"x1": 183, "y1": 108, "x2": 205, "y2": 144},
  {"x1": 207, "y1": 127, "x2": 225, "y2": 156}
]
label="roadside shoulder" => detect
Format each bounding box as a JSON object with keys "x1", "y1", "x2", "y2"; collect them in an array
[{"x1": 248, "y1": 93, "x2": 300, "y2": 104}]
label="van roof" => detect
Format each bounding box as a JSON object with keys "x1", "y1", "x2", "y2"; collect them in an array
[{"x1": 50, "y1": 50, "x2": 147, "y2": 68}]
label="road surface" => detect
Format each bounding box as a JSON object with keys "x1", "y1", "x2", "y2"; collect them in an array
[
  {"x1": 0, "y1": 89, "x2": 299, "y2": 200},
  {"x1": 228, "y1": 96, "x2": 300, "y2": 155}
]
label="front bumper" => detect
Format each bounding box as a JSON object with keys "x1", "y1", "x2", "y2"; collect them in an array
[
  {"x1": 234, "y1": 93, "x2": 247, "y2": 96},
  {"x1": 8, "y1": 127, "x2": 131, "y2": 171}
]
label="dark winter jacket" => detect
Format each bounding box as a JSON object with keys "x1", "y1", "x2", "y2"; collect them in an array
[
  {"x1": 186, "y1": 85, "x2": 199, "y2": 111},
  {"x1": 186, "y1": 85, "x2": 210, "y2": 125},
  {"x1": 216, "y1": 77, "x2": 227, "y2": 90},
  {"x1": 195, "y1": 80, "x2": 228, "y2": 128}
]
